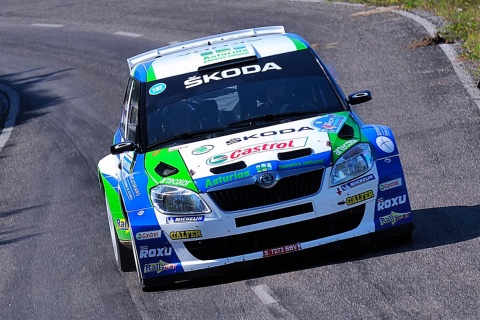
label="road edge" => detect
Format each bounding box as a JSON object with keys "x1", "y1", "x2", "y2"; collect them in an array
[{"x1": 393, "y1": 9, "x2": 480, "y2": 111}]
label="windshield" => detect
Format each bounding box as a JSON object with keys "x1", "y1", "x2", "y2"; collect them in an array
[{"x1": 145, "y1": 50, "x2": 344, "y2": 147}]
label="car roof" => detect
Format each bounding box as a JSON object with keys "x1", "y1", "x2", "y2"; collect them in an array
[{"x1": 128, "y1": 26, "x2": 310, "y2": 83}]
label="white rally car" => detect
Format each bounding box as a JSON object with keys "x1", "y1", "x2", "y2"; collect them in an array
[{"x1": 97, "y1": 26, "x2": 413, "y2": 288}]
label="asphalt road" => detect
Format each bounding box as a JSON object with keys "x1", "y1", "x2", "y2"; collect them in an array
[{"x1": 0, "y1": 1, "x2": 479, "y2": 319}]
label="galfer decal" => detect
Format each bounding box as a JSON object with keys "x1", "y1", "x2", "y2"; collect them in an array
[
  {"x1": 334, "y1": 139, "x2": 358, "y2": 156},
  {"x1": 379, "y1": 178, "x2": 402, "y2": 192},
  {"x1": 376, "y1": 136, "x2": 395, "y2": 153},
  {"x1": 207, "y1": 137, "x2": 308, "y2": 166},
  {"x1": 116, "y1": 218, "x2": 129, "y2": 231},
  {"x1": 226, "y1": 127, "x2": 314, "y2": 145},
  {"x1": 136, "y1": 230, "x2": 162, "y2": 240},
  {"x1": 169, "y1": 230, "x2": 202, "y2": 240},
  {"x1": 144, "y1": 260, "x2": 177, "y2": 274},
  {"x1": 159, "y1": 177, "x2": 192, "y2": 187},
  {"x1": 377, "y1": 194, "x2": 407, "y2": 211},
  {"x1": 203, "y1": 169, "x2": 251, "y2": 189},
  {"x1": 184, "y1": 62, "x2": 282, "y2": 89},
  {"x1": 379, "y1": 211, "x2": 410, "y2": 226},
  {"x1": 313, "y1": 114, "x2": 347, "y2": 133},
  {"x1": 192, "y1": 145, "x2": 214, "y2": 155},
  {"x1": 149, "y1": 83, "x2": 166, "y2": 95},
  {"x1": 336, "y1": 174, "x2": 375, "y2": 196},
  {"x1": 166, "y1": 216, "x2": 205, "y2": 224},
  {"x1": 345, "y1": 190, "x2": 374, "y2": 206},
  {"x1": 139, "y1": 246, "x2": 173, "y2": 259}
]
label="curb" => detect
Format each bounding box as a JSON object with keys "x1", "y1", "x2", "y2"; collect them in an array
[{"x1": 394, "y1": 10, "x2": 480, "y2": 111}]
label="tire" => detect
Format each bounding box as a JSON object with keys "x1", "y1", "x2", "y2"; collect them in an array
[{"x1": 106, "y1": 198, "x2": 136, "y2": 272}]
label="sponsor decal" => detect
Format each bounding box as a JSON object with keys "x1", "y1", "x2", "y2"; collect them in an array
[
  {"x1": 136, "y1": 230, "x2": 162, "y2": 241},
  {"x1": 373, "y1": 125, "x2": 391, "y2": 137},
  {"x1": 263, "y1": 243, "x2": 301, "y2": 257},
  {"x1": 379, "y1": 178, "x2": 402, "y2": 192},
  {"x1": 192, "y1": 145, "x2": 214, "y2": 155},
  {"x1": 166, "y1": 216, "x2": 205, "y2": 223},
  {"x1": 168, "y1": 145, "x2": 188, "y2": 152},
  {"x1": 336, "y1": 174, "x2": 375, "y2": 195},
  {"x1": 376, "y1": 136, "x2": 395, "y2": 153},
  {"x1": 201, "y1": 45, "x2": 252, "y2": 65},
  {"x1": 379, "y1": 211, "x2": 410, "y2": 226},
  {"x1": 204, "y1": 169, "x2": 251, "y2": 189},
  {"x1": 139, "y1": 247, "x2": 173, "y2": 259},
  {"x1": 185, "y1": 62, "x2": 282, "y2": 89},
  {"x1": 149, "y1": 83, "x2": 166, "y2": 95},
  {"x1": 313, "y1": 114, "x2": 347, "y2": 133},
  {"x1": 346, "y1": 190, "x2": 374, "y2": 206},
  {"x1": 159, "y1": 177, "x2": 192, "y2": 187},
  {"x1": 144, "y1": 260, "x2": 177, "y2": 274},
  {"x1": 334, "y1": 139, "x2": 358, "y2": 156},
  {"x1": 169, "y1": 229, "x2": 202, "y2": 240},
  {"x1": 278, "y1": 158, "x2": 324, "y2": 170},
  {"x1": 116, "y1": 218, "x2": 129, "y2": 231},
  {"x1": 123, "y1": 176, "x2": 141, "y2": 201},
  {"x1": 377, "y1": 194, "x2": 407, "y2": 211},
  {"x1": 226, "y1": 127, "x2": 314, "y2": 145},
  {"x1": 256, "y1": 163, "x2": 273, "y2": 173},
  {"x1": 152, "y1": 150, "x2": 161, "y2": 157},
  {"x1": 207, "y1": 137, "x2": 308, "y2": 165},
  {"x1": 137, "y1": 210, "x2": 144, "y2": 216}
]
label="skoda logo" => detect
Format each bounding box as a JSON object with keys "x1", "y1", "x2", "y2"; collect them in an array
[{"x1": 258, "y1": 173, "x2": 275, "y2": 188}]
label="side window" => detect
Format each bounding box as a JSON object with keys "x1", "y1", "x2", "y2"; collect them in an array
[
  {"x1": 120, "y1": 79, "x2": 133, "y2": 137},
  {"x1": 126, "y1": 80, "x2": 140, "y2": 142}
]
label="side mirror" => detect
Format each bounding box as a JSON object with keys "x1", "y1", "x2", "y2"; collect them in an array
[
  {"x1": 110, "y1": 141, "x2": 136, "y2": 155},
  {"x1": 348, "y1": 90, "x2": 372, "y2": 105}
]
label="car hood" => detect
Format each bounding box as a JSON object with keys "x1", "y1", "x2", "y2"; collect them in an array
[{"x1": 144, "y1": 112, "x2": 361, "y2": 193}]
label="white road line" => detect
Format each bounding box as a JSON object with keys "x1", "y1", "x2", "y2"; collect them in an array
[
  {"x1": 114, "y1": 31, "x2": 142, "y2": 38},
  {"x1": 31, "y1": 23, "x2": 64, "y2": 28},
  {"x1": 0, "y1": 84, "x2": 19, "y2": 153},
  {"x1": 251, "y1": 284, "x2": 277, "y2": 305}
]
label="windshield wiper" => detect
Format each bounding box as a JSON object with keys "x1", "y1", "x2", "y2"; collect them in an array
[
  {"x1": 148, "y1": 127, "x2": 225, "y2": 149},
  {"x1": 227, "y1": 111, "x2": 323, "y2": 128}
]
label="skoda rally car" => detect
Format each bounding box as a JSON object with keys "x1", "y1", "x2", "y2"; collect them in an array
[{"x1": 97, "y1": 26, "x2": 413, "y2": 288}]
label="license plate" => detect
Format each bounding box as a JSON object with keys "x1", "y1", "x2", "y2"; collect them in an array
[{"x1": 262, "y1": 243, "x2": 301, "y2": 257}]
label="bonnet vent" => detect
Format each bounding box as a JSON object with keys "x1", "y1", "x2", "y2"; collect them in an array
[
  {"x1": 277, "y1": 148, "x2": 312, "y2": 161},
  {"x1": 210, "y1": 161, "x2": 247, "y2": 174}
]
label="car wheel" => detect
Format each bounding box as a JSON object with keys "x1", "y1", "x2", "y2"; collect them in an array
[{"x1": 106, "y1": 198, "x2": 135, "y2": 272}]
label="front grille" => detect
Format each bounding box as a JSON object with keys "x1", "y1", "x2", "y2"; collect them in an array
[
  {"x1": 235, "y1": 203, "x2": 314, "y2": 227},
  {"x1": 209, "y1": 169, "x2": 324, "y2": 211},
  {"x1": 184, "y1": 204, "x2": 365, "y2": 261}
]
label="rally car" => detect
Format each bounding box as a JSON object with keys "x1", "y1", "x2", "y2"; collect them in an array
[{"x1": 97, "y1": 26, "x2": 413, "y2": 288}]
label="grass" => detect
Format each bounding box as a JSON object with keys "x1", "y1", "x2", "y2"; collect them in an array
[{"x1": 332, "y1": 0, "x2": 480, "y2": 77}]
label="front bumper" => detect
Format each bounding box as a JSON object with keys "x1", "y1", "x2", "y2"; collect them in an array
[{"x1": 143, "y1": 222, "x2": 414, "y2": 288}]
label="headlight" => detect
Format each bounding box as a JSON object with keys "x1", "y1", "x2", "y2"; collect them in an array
[
  {"x1": 150, "y1": 185, "x2": 210, "y2": 214},
  {"x1": 330, "y1": 143, "x2": 374, "y2": 187}
]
